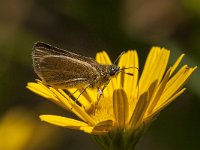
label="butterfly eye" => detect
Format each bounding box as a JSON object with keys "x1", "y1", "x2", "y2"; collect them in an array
[{"x1": 109, "y1": 66, "x2": 119, "y2": 76}]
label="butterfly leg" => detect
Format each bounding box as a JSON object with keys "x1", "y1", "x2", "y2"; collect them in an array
[
  {"x1": 72, "y1": 88, "x2": 79, "y2": 95},
  {"x1": 96, "y1": 83, "x2": 108, "y2": 104},
  {"x1": 65, "y1": 84, "x2": 90, "y2": 106},
  {"x1": 96, "y1": 88, "x2": 102, "y2": 103},
  {"x1": 64, "y1": 90, "x2": 82, "y2": 106},
  {"x1": 93, "y1": 85, "x2": 107, "y2": 115},
  {"x1": 76, "y1": 84, "x2": 91, "y2": 100}
]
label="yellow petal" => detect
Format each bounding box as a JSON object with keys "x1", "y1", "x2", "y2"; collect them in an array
[
  {"x1": 94, "y1": 120, "x2": 113, "y2": 131},
  {"x1": 59, "y1": 88, "x2": 93, "y2": 112},
  {"x1": 156, "y1": 88, "x2": 186, "y2": 112},
  {"x1": 146, "y1": 69, "x2": 171, "y2": 115},
  {"x1": 48, "y1": 88, "x2": 96, "y2": 125},
  {"x1": 27, "y1": 82, "x2": 56, "y2": 100},
  {"x1": 164, "y1": 65, "x2": 187, "y2": 92},
  {"x1": 70, "y1": 102, "x2": 96, "y2": 126},
  {"x1": 40, "y1": 115, "x2": 89, "y2": 129},
  {"x1": 157, "y1": 66, "x2": 196, "y2": 108},
  {"x1": 81, "y1": 120, "x2": 113, "y2": 134},
  {"x1": 129, "y1": 91, "x2": 149, "y2": 129},
  {"x1": 80, "y1": 126, "x2": 108, "y2": 134},
  {"x1": 118, "y1": 50, "x2": 139, "y2": 99},
  {"x1": 138, "y1": 47, "x2": 159, "y2": 89},
  {"x1": 49, "y1": 88, "x2": 72, "y2": 110},
  {"x1": 113, "y1": 89, "x2": 129, "y2": 128},
  {"x1": 139, "y1": 47, "x2": 170, "y2": 96},
  {"x1": 148, "y1": 88, "x2": 186, "y2": 119},
  {"x1": 26, "y1": 82, "x2": 64, "y2": 108},
  {"x1": 170, "y1": 54, "x2": 185, "y2": 76},
  {"x1": 117, "y1": 51, "x2": 139, "y2": 118},
  {"x1": 155, "y1": 49, "x2": 170, "y2": 83},
  {"x1": 79, "y1": 126, "x2": 96, "y2": 134},
  {"x1": 78, "y1": 120, "x2": 113, "y2": 134},
  {"x1": 96, "y1": 51, "x2": 112, "y2": 65}
]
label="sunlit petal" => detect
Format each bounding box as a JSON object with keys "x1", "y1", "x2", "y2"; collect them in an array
[{"x1": 113, "y1": 89, "x2": 129, "y2": 128}]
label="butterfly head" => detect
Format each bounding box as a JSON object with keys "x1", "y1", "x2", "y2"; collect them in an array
[{"x1": 108, "y1": 64, "x2": 120, "y2": 77}]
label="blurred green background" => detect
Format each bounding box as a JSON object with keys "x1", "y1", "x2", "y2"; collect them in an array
[{"x1": 0, "y1": 0, "x2": 199, "y2": 150}]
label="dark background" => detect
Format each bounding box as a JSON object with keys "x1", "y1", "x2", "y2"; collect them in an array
[{"x1": 0, "y1": 0, "x2": 199, "y2": 150}]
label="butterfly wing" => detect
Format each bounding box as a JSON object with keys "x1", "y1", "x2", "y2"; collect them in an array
[
  {"x1": 33, "y1": 42, "x2": 99, "y2": 65},
  {"x1": 33, "y1": 42, "x2": 100, "y2": 88}
]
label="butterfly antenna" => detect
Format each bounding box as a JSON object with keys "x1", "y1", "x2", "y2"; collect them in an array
[
  {"x1": 119, "y1": 71, "x2": 134, "y2": 76},
  {"x1": 113, "y1": 51, "x2": 125, "y2": 65},
  {"x1": 120, "y1": 66, "x2": 139, "y2": 70}
]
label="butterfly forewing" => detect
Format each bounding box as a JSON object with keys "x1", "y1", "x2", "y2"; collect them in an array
[
  {"x1": 33, "y1": 42, "x2": 99, "y2": 65},
  {"x1": 33, "y1": 42, "x2": 100, "y2": 88}
]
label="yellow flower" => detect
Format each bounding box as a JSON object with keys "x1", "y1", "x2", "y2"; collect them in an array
[{"x1": 27, "y1": 47, "x2": 196, "y2": 149}]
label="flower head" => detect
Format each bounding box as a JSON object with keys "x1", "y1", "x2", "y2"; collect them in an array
[{"x1": 27, "y1": 47, "x2": 196, "y2": 149}]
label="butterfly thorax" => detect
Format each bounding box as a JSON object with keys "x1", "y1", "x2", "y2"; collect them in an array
[{"x1": 90, "y1": 64, "x2": 120, "y2": 88}]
